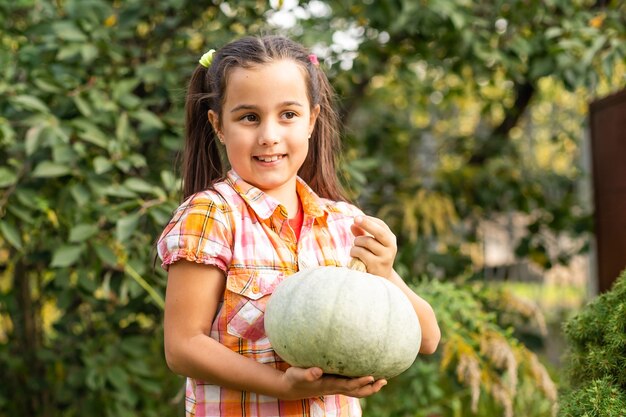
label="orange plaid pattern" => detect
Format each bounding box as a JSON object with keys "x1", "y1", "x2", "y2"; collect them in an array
[{"x1": 158, "y1": 170, "x2": 363, "y2": 417}]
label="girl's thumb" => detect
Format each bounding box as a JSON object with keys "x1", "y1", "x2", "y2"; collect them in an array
[{"x1": 309, "y1": 367, "x2": 323, "y2": 380}]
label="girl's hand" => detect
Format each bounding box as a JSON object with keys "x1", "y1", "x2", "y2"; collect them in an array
[
  {"x1": 350, "y1": 215, "x2": 397, "y2": 279},
  {"x1": 280, "y1": 366, "x2": 387, "y2": 400}
]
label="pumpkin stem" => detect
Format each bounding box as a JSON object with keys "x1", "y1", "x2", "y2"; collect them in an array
[{"x1": 348, "y1": 257, "x2": 367, "y2": 272}]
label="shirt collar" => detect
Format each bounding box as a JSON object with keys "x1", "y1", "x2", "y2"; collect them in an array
[{"x1": 226, "y1": 170, "x2": 327, "y2": 220}]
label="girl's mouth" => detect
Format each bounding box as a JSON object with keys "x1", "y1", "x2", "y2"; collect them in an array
[{"x1": 254, "y1": 154, "x2": 285, "y2": 162}]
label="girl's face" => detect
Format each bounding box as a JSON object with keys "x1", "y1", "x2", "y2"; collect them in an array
[{"x1": 209, "y1": 59, "x2": 319, "y2": 202}]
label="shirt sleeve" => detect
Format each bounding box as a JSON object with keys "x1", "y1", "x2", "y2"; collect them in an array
[{"x1": 157, "y1": 191, "x2": 233, "y2": 272}]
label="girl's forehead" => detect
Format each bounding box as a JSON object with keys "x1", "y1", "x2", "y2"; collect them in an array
[{"x1": 223, "y1": 59, "x2": 310, "y2": 107}]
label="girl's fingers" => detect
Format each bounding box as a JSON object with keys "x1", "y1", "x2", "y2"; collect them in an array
[
  {"x1": 343, "y1": 378, "x2": 387, "y2": 397},
  {"x1": 321, "y1": 375, "x2": 387, "y2": 398},
  {"x1": 353, "y1": 235, "x2": 386, "y2": 256},
  {"x1": 350, "y1": 245, "x2": 382, "y2": 266},
  {"x1": 353, "y1": 216, "x2": 396, "y2": 248},
  {"x1": 286, "y1": 370, "x2": 386, "y2": 399}
]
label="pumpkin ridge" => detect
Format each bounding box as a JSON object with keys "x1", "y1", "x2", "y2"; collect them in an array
[
  {"x1": 322, "y1": 268, "x2": 349, "y2": 374},
  {"x1": 382, "y1": 278, "x2": 394, "y2": 378}
]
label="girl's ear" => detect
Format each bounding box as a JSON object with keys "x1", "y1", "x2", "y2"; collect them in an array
[
  {"x1": 207, "y1": 110, "x2": 223, "y2": 141},
  {"x1": 309, "y1": 104, "x2": 321, "y2": 136}
]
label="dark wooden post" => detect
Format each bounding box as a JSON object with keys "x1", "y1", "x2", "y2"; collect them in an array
[{"x1": 589, "y1": 89, "x2": 626, "y2": 293}]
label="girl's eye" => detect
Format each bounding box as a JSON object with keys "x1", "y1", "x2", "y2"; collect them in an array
[
  {"x1": 283, "y1": 111, "x2": 297, "y2": 119},
  {"x1": 241, "y1": 114, "x2": 258, "y2": 122}
]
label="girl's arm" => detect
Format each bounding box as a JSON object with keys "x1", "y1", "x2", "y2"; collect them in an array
[
  {"x1": 163, "y1": 260, "x2": 387, "y2": 400},
  {"x1": 350, "y1": 215, "x2": 441, "y2": 354}
]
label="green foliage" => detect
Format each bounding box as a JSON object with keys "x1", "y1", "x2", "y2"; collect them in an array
[
  {"x1": 1, "y1": 0, "x2": 624, "y2": 416},
  {"x1": 559, "y1": 378, "x2": 626, "y2": 417},
  {"x1": 558, "y1": 271, "x2": 626, "y2": 417},
  {"x1": 0, "y1": 0, "x2": 264, "y2": 414},
  {"x1": 363, "y1": 279, "x2": 556, "y2": 417},
  {"x1": 298, "y1": 0, "x2": 626, "y2": 274}
]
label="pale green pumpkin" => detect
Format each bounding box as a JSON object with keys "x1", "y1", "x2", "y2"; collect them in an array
[{"x1": 265, "y1": 262, "x2": 421, "y2": 379}]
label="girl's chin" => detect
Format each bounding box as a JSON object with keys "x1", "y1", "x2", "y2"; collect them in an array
[{"x1": 248, "y1": 175, "x2": 297, "y2": 193}]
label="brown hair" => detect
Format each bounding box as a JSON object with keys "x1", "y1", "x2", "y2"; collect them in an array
[{"x1": 182, "y1": 35, "x2": 348, "y2": 202}]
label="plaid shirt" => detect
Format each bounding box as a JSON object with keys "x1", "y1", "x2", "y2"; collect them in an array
[{"x1": 158, "y1": 170, "x2": 363, "y2": 417}]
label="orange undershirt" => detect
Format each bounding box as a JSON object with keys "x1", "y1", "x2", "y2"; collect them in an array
[{"x1": 288, "y1": 201, "x2": 304, "y2": 241}]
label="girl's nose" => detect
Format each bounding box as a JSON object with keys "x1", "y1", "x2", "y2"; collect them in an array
[{"x1": 258, "y1": 121, "x2": 281, "y2": 146}]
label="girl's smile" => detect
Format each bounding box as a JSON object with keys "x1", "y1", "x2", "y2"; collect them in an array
[
  {"x1": 254, "y1": 154, "x2": 286, "y2": 163},
  {"x1": 208, "y1": 59, "x2": 320, "y2": 207}
]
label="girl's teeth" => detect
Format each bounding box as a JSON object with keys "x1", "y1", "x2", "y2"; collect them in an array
[{"x1": 258, "y1": 155, "x2": 281, "y2": 162}]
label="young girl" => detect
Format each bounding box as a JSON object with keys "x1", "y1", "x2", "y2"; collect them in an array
[{"x1": 158, "y1": 35, "x2": 440, "y2": 417}]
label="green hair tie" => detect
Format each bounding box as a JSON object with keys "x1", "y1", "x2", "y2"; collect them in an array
[{"x1": 199, "y1": 49, "x2": 216, "y2": 68}]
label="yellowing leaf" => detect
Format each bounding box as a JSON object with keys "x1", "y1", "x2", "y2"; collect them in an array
[
  {"x1": 589, "y1": 14, "x2": 605, "y2": 29},
  {"x1": 104, "y1": 14, "x2": 117, "y2": 27}
]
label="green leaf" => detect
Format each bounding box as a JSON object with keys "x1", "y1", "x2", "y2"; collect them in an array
[
  {"x1": 148, "y1": 205, "x2": 172, "y2": 226},
  {"x1": 33, "y1": 78, "x2": 62, "y2": 93},
  {"x1": 31, "y1": 161, "x2": 71, "y2": 178},
  {"x1": 57, "y1": 44, "x2": 82, "y2": 61},
  {"x1": 70, "y1": 183, "x2": 91, "y2": 206},
  {"x1": 10, "y1": 95, "x2": 49, "y2": 113},
  {"x1": 0, "y1": 121, "x2": 16, "y2": 144},
  {"x1": 93, "y1": 243, "x2": 118, "y2": 267},
  {"x1": 15, "y1": 188, "x2": 38, "y2": 207},
  {"x1": 0, "y1": 167, "x2": 17, "y2": 188},
  {"x1": 123, "y1": 178, "x2": 154, "y2": 194},
  {"x1": 52, "y1": 21, "x2": 88, "y2": 42},
  {"x1": 25, "y1": 125, "x2": 45, "y2": 156},
  {"x1": 120, "y1": 336, "x2": 146, "y2": 357},
  {"x1": 124, "y1": 263, "x2": 165, "y2": 309},
  {"x1": 582, "y1": 35, "x2": 607, "y2": 67},
  {"x1": 115, "y1": 112, "x2": 130, "y2": 140},
  {"x1": 72, "y1": 119, "x2": 109, "y2": 149},
  {"x1": 86, "y1": 368, "x2": 105, "y2": 390},
  {"x1": 93, "y1": 156, "x2": 113, "y2": 174},
  {"x1": 77, "y1": 270, "x2": 98, "y2": 292},
  {"x1": 51, "y1": 245, "x2": 85, "y2": 267},
  {"x1": 103, "y1": 184, "x2": 137, "y2": 198},
  {"x1": 128, "y1": 153, "x2": 147, "y2": 169},
  {"x1": 80, "y1": 44, "x2": 98, "y2": 63},
  {"x1": 116, "y1": 212, "x2": 141, "y2": 242},
  {"x1": 529, "y1": 56, "x2": 554, "y2": 80},
  {"x1": 112, "y1": 78, "x2": 140, "y2": 99},
  {"x1": 0, "y1": 221, "x2": 23, "y2": 250},
  {"x1": 73, "y1": 95, "x2": 93, "y2": 117},
  {"x1": 132, "y1": 109, "x2": 165, "y2": 129},
  {"x1": 52, "y1": 144, "x2": 76, "y2": 164},
  {"x1": 69, "y1": 224, "x2": 100, "y2": 242},
  {"x1": 160, "y1": 170, "x2": 177, "y2": 191},
  {"x1": 545, "y1": 27, "x2": 563, "y2": 39},
  {"x1": 106, "y1": 366, "x2": 130, "y2": 393}
]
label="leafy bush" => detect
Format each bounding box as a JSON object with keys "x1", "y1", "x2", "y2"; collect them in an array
[
  {"x1": 363, "y1": 279, "x2": 556, "y2": 417},
  {"x1": 0, "y1": 0, "x2": 212, "y2": 415},
  {"x1": 559, "y1": 271, "x2": 626, "y2": 417}
]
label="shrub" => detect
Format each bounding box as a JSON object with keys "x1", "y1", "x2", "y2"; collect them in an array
[{"x1": 559, "y1": 270, "x2": 626, "y2": 417}]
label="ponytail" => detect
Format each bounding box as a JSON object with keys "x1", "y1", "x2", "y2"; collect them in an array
[{"x1": 182, "y1": 67, "x2": 224, "y2": 200}]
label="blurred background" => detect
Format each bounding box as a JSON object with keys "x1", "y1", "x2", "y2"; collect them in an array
[{"x1": 1, "y1": 0, "x2": 625, "y2": 416}]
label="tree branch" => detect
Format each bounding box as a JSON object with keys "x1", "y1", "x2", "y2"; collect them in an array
[{"x1": 469, "y1": 81, "x2": 535, "y2": 165}]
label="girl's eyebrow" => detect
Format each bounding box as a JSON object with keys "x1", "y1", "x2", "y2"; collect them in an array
[{"x1": 230, "y1": 101, "x2": 304, "y2": 113}]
